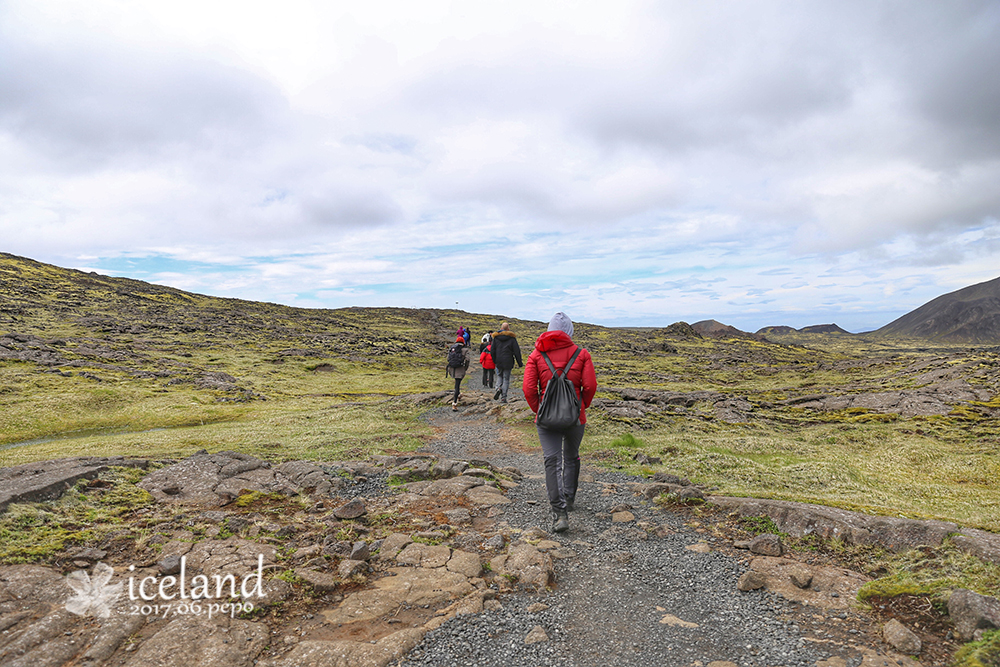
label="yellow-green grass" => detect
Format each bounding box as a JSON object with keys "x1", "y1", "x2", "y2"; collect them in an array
[
  {"x1": 3, "y1": 253, "x2": 1000, "y2": 539},
  {"x1": 575, "y1": 417, "x2": 1000, "y2": 532},
  {"x1": 0, "y1": 396, "x2": 433, "y2": 467}
]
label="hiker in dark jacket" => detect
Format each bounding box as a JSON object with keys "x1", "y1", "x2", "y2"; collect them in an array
[
  {"x1": 524, "y1": 312, "x2": 596, "y2": 533},
  {"x1": 445, "y1": 336, "x2": 470, "y2": 411},
  {"x1": 490, "y1": 322, "x2": 522, "y2": 403}
]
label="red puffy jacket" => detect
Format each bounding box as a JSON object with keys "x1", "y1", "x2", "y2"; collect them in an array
[
  {"x1": 523, "y1": 330, "x2": 596, "y2": 424},
  {"x1": 479, "y1": 346, "x2": 495, "y2": 369}
]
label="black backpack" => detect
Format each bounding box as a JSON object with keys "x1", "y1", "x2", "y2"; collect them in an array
[
  {"x1": 447, "y1": 342, "x2": 465, "y2": 368},
  {"x1": 536, "y1": 347, "x2": 583, "y2": 431}
]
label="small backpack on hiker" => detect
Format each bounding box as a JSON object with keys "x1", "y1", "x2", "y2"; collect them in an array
[
  {"x1": 535, "y1": 347, "x2": 583, "y2": 431},
  {"x1": 447, "y1": 342, "x2": 466, "y2": 369}
]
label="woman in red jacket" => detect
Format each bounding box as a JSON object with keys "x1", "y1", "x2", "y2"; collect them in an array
[
  {"x1": 479, "y1": 340, "x2": 496, "y2": 389},
  {"x1": 523, "y1": 312, "x2": 596, "y2": 533}
]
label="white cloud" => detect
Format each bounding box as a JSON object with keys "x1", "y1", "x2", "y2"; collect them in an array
[{"x1": 1, "y1": 0, "x2": 999, "y2": 332}]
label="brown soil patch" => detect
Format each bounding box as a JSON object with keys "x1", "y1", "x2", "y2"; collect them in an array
[{"x1": 868, "y1": 594, "x2": 960, "y2": 665}]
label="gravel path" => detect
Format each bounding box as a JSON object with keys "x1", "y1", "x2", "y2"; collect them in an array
[{"x1": 401, "y1": 390, "x2": 839, "y2": 667}]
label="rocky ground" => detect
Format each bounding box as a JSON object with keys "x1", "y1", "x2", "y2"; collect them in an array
[{"x1": 2, "y1": 375, "x2": 999, "y2": 666}]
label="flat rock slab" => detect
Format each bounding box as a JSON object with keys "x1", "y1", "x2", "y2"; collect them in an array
[
  {"x1": 139, "y1": 451, "x2": 299, "y2": 506},
  {"x1": 321, "y1": 567, "x2": 473, "y2": 625},
  {"x1": 464, "y1": 484, "x2": 511, "y2": 506},
  {"x1": 259, "y1": 629, "x2": 425, "y2": 667},
  {"x1": 122, "y1": 614, "x2": 268, "y2": 667},
  {"x1": 747, "y1": 557, "x2": 869, "y2": 609},
  {"x1": 712, "y1": 496, "x2": 959, "y2": 552},
  {"x1": 0, "y1": 457, "x2": 148, "y2": 512},
  {"x1": 0, "y1": 563, "x2": 269, "y2": 667},
  {"x1": 396, "y1": 543, "x2": 451, "y2": 568}
]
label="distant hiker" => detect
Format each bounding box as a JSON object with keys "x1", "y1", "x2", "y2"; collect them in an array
[
  {"x1": 457, "y1": 326, "x2": 466, "y2": 341},
  {"x1": 479, "y1": 332, "x2": 492, "y2": 353},
  {"x1": 523, "y1": 312, "x2": 596, "y2": 534},
  {"x1": 490, "y1": 321, "x2": 523, "y2": 403},
  {"x1": 480, "y1": 342, "x2": 496, "y2": 389},
  {"x1": 446, "y1": 336, "x2": 470, "y2": 411},
  {"x1": 463, "y1": 326, "x2": 471, "y2": 348}
]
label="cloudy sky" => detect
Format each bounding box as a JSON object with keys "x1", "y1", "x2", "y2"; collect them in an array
[{"x1": 2, "y1": 1, "x2": 999, "y2": 332}]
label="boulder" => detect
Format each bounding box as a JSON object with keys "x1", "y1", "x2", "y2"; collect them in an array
[
  {"x1": 883, "y1": 619, "x2": 921, "y2": 655},
  {"x1": 788, "y1": 565, "x2": 813, "y2": 589},
  {"x1": 524, "y1": 625, "x2": 549, "y2": 644},
  {"x1": 333, "y1": 498, "x2": 366, "y2": 519},
  {"x1": 749, "y1": 534, "x2": 783, "y2": 556},
  {"x1": 446, "y1": 550, "x2": 483, "y2": 578},
  {"x1": 738, "y1": 571, "x2": 767, "y2": 591},
  {"x1": 490, "y1": 543, "x2": 553, "y2": 590},
  {"x1": 337, "y1": 560, "x2": 369, "y2": 579},
  {"x1": 948, "y1": 588, "x2": 1000, "y2": 640},
  {"x1": 321, "y1": 567, "x2": 473, "y2": 625}
]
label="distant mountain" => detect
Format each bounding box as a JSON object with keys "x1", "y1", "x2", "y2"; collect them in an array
[
  {"x1": 800, "y1": 324, "x2": 850, "y2": 335},
  {"x1": 692, "y1": 320, "x2": 765, "y2": 341},
  {"x1": 692, "y1": 320, "x2": 739, "y2": 336},
  {"x1": 874, "y1": 276, "x2": 1000, "y2": 343},
  {"x1": 756, "y1": 324, "x2": 851, "y2": 335},
  {"x1": 756, "y1": 325, "x2": 797, "y2": 335}
]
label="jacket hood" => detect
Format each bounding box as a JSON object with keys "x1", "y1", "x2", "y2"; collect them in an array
[
  {"x1": 494, "y1": 330, "x2": 517, "y2": 339},
  {"x1": 547, "y1": 312, "x2": 574, "y2": 337},
  {"x1": 535, "y1": 329, "x2": 574, "y2": 352}
]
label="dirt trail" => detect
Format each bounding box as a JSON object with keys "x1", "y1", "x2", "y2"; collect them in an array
[{"x1": 405, "y1": 395, "x2": 922, "y2": 667}]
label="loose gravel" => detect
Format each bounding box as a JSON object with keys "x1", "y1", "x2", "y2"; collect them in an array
[{"x1": 401, "y1": 394, "x2": 838, "y2": 667}]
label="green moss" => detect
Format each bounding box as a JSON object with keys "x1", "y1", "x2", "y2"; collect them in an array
[
  {"x1": 274, "y1": 569, "x2": 305, "y2": 585},
  {"x1": 235, "y1": 491, "x2": 286, "y2": 508},
  {"x1": 737, "y1": 515, "x2": 784, "y2": 536},
  {"x1": 953, "y1": 629, "x2": 1000, "y2": 667},
  {"x1": 0, "y1": 466, "x2": 156, "y2": 564},
  {"x1": 857, "y1": 541, "x2": 1000, "y2": 604}
]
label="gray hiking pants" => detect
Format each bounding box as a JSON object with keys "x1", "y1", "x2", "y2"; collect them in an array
[
  {"x1": 537, "y1": 423, "x2": 585, "y2": 512},
  {"x1": 496, "y1": 367, "x2": 513, "y2": 400}
]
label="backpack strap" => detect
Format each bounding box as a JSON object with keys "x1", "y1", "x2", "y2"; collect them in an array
[{"x1": 539, "y1": 346, "x2": 582, "y2": 380}]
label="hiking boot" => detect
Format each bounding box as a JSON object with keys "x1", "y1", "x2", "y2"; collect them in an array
[
  {"x1": 552, "y1": 510, "x2": 569, "y2": 533},
  {"x1": 452, "y1": 401, "x2": 458, "y2": 411},
  {"x1": 494, "y1": 388, "x2": 501, "y2": 400}
]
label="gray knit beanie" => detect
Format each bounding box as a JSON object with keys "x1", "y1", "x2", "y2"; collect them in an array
[{"x1": 547, "y1": 312, "x2": 574, "y2": 337}]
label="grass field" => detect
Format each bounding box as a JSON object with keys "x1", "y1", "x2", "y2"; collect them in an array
[{"x1": 2, "y1": 252, "x2": 999, "y2": 532}]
